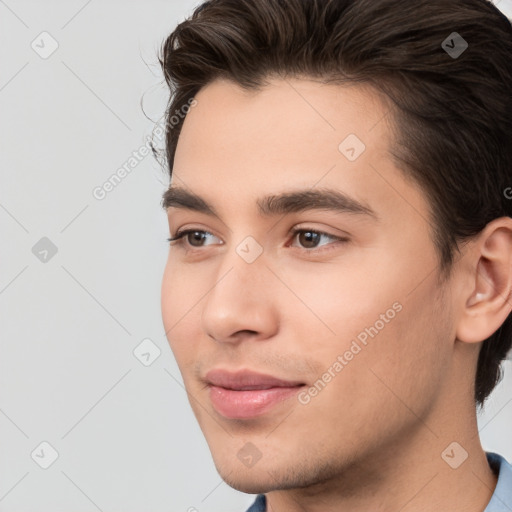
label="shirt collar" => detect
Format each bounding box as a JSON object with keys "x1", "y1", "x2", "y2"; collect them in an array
[{"x1": 484, "y1": 452, "x2": 512, "y2": 512}]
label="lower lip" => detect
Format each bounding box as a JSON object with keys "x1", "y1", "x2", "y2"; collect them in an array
[{"x1": 208, "y1": 385, "x2": 304, "y2": 419}]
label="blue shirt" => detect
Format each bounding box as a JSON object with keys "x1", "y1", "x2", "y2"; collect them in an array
[{"x1": 245, "y1": 452, "x2": 512, "y2": 512}]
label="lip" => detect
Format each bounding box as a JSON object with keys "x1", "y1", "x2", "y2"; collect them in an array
[
  {"x1": 205, "y1": 369, "x2": 306, "y2": 419},
  {"x1": 205, "y1": 369, "x2": 305, "y2": 389}
]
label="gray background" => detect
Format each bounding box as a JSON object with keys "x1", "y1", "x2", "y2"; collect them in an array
[{"x1": 0, "y1": 1, "x2": 511, "y2": 511}]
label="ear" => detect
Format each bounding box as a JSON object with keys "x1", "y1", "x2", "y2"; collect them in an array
[{"x1": 456, "y1": 217, "x2": 512, "y2": 344}]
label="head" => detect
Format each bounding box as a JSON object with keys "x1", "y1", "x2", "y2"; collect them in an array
[{"x1": 158, "y1": 0, "x2": 512, "y2": 494}]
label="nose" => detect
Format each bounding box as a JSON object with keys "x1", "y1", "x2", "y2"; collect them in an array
[{"x1": 201, "y1": 248, "x2": 279, "y2": 344}]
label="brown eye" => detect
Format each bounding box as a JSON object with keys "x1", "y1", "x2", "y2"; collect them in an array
[
  {"x1": 289, "y1": 228, "x2": 349, "y2": 254},
  {"x1": 187, "y1": 231, "x2": 208, "y2": 247},
  {"x1": 167, "y1": 229, "x2": 221, "y2": 249},
  {"x1": 297, "y1": 231, "x2": 321, "y2": 249}
]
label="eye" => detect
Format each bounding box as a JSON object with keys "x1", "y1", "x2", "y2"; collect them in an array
[
  {"x1": 289, "y1": 228, "x2": 348, "y2": 252},
  {"x1": 167, "y1": 227, "x2": 348, "y2": 253},
  {"x1": 167, "y1": 229, "x2": 221, "y2": 248}
]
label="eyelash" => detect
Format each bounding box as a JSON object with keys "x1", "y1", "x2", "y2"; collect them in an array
[{"x1": 166, "y1": 228, "x2": 348, "y2": 255}]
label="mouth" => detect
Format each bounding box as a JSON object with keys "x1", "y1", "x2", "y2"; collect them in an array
[{"x1": 204, "y1": 369, "x2": 306, "y2": 419}]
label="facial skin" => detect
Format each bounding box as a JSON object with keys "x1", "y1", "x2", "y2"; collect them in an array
[{"x1": 161, "y1": 77, "x2": 512, "y2": 512}]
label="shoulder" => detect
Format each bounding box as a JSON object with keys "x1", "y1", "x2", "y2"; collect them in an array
[{"x1": 484, "y1": 452, "x2": 512, "y2": 512}]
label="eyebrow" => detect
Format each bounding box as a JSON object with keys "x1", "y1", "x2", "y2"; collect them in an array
[{"x1": 162, "y1": 186, "x2": 378, "y2": 220}]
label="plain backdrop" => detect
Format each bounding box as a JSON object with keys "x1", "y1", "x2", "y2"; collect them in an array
[{"x1": 1, "y1": 1, "x2": 511, "y2": 511}]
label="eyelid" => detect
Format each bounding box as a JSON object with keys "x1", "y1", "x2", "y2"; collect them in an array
[
  {"x1": 289, "y1": 223, "x2": 350, "y2": 241},
  {"x1": 168, "y1": 228, "x2": 222, "y2": 245}
]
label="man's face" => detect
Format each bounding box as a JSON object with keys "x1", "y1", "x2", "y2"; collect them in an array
[{"x1": 161, "y1": 78, "x2": 455, "y2": 493}]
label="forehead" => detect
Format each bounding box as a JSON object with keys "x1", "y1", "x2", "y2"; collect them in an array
[
  {"x1": 170, "y1": 77, "x2": 426, "y2": 226},
  {"x1": 175, "y1": 78, "x2": 391, "y2": 178}
]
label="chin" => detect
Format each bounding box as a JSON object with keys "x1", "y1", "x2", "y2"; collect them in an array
[{"x1": 220, "y1": 470, "x2": 278, "y2": 495}]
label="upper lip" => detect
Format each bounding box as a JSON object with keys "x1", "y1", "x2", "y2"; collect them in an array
[{"x1": 205, "y1": 369, "x2": 305, "y2": 390}]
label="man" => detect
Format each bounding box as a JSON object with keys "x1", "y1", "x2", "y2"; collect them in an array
[{"x1": 157, "y1": 0, "x2": 512, "y2": 510}]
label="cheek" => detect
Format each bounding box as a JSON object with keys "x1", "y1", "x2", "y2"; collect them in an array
[
  {"x1": 161, "y1": 258, "x2": 203, "y2": 367},
  {"x1": 348, "y1": 285, "x2": 449, "y2": 415},
  {"x1": 283, "y1": 250, "x2": 449, "y2": 406},
  {"x1": 285, "y1": 235, "x2": 438, "y2": 348},
  {"x1": 277, "y1": 254, "x2": 404, "y2": 347},
  {"x1": 161, "y1": 259, "x2": 180, "y2": 335},
  {"x1": 161, "y1": 255, "x2": 207, "y2": 325},
  {"x1": 293, "y1": 292, "x2": 449, "y2": 454}
]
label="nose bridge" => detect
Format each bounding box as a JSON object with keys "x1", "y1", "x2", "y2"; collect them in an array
[
  {"x1": 215, "y1": 233, "x2": 269, "y2": 297},
  {"x1": 201, "y1": 237, "x2": 276, "y2": 341}
]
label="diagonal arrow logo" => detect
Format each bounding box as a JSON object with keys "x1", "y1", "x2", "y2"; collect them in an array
[
  {"x1": 237, "y1": 442, "x2": 262, "y2": 468},
  {"x1": 236, "y1": 236, "x2": 263, "y2": 263},
  {"x1": 441, "y1": 32, "x2": 468, "y2": 59},
  {"x1": 32, "y1": 237, "x2": 58, "y2": 263},
  {"x1": 133, "y1": 338, "x2": 161, "y2": 366}
]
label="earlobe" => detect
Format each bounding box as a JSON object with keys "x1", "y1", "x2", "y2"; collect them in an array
[{"x1": 456, "y1": 219, "x2": 512, "y2": 344}]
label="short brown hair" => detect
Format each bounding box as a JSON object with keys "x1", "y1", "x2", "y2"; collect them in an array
[{"x1": 156, "y1": 0, "x2": 512, "y2": 407}]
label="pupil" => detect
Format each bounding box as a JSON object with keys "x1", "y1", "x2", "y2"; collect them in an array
[
  {"x1": 300, "y1": 231, "x2": 319, "y2": 248},
  {"x1": 189, "y1": 231, "x2": 205, "y2": 246}
]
